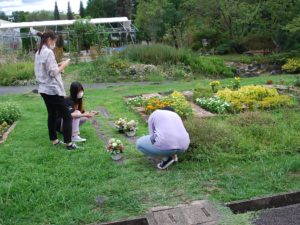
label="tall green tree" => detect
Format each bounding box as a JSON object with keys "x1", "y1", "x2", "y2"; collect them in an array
[
  {"x1": 67, "y1": 1, "x2": 74, "y2": 20},
  {"x1": 0, "y1": 11, "x2": 7, "y2": 20},
  {"x1": 54, "y1": 1, "x2": 60, "y2": 20},
  {"x1": 86, "y1": 0, "x2": 117, "y2": 18},
  {"x1": 79, "y1": 1, "x2": 85, "y2": 18}
]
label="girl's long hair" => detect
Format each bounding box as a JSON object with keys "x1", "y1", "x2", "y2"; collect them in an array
[
  {"x1": 36, "y1": 30, "x2": 57, "y2": 54},
  {"x1": 70, "y1": 82, "x2": 85, "y2": 113}
]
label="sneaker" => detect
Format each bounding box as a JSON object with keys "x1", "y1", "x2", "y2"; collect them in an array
[
  {"x1": 66, "y1": 143, "x2": 80, "y2": 151},
  {"x1": 157, "y1": 156, "x2": 175, "y2": 170},
  {"x1": 72, "y1": 135, "x2": 86, "y2": 142},
  {"x1": 53, "y1": 140, "x2": 64, "y2": 146}
]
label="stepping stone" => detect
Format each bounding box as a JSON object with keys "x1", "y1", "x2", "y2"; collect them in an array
[
  {"x1": 147, "y1": 200, "x2": 219, "y2": 225},
  {"x1": 97, "y1": 107, "x2": 112, "y2": 118},
  {"x1": 91, "y1": 119, "x2": 109, "y2": 144}
]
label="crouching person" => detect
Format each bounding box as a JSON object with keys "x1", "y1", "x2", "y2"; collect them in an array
[{"x1": 136, "y1": 106, "x2": 190, "y2": 170}]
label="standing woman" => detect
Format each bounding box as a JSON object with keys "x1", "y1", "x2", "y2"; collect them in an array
[{"x1": 35, "y1": 30, "x2": 77, "y2": 150}]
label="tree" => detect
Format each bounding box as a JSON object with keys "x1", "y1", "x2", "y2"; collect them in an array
[
  {"x1": 286, "y1": 16, "x2": 300, "y2": 33},
  {"x1": 26, "y1": 10, "x2": 53, "y2": 21},
  {"x1": 67, "y1": 1, "x2": 74, "y2": 20},
  {"x1": 0, "y1": 11, "x2": 7, "y2": 20},
  {"x1": 86, "y1": 0, "x2": 117, "y2": 18},
  {"x1": 79, "y1": 1, "x2": 85, "y2": 18},
  {"x1": 72, "y1": 18, "x2": 97, "y2": 53},
  {"x1": 54, "y1": 1, "x2": 60, "y2": 20}
]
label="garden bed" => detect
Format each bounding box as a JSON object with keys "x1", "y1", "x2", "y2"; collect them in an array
[{"x1": 125, "y1": 91, "x2": 215, "y2": 122}]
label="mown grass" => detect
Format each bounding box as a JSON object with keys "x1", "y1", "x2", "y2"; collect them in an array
[{"x1": 0, "y1": 76, "x2": 299, "y2": 225}]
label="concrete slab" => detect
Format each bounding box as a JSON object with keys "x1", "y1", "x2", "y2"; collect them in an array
[{"x1": 147, "y1": 200, "x2": 219, "y2": 225}]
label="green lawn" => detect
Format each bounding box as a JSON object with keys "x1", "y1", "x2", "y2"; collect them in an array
[{"x1": 0, "y1": 75, "x2": 299, "y2": 225}]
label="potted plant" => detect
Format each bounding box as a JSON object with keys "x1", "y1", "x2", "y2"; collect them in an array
[
  {"x1": 124, "y1": 120, "x2": 138, "y2": 137},
  {"x1": 106, "y1": 138, "x2": 125, "y2": 161},
  {"x1": 114, "y1": 118, "x2": 127, "y2": 133}
]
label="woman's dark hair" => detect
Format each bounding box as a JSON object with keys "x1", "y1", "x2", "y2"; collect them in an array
[
  {"x1": 70, "y1": 82, "x2": 84, "y2": 113},
  {"x1": 37, "y1": 30, "x2": 57, "y2": 54},
  {"x1": 160, "y1": 106, "x2": 176, "y2": 112}
]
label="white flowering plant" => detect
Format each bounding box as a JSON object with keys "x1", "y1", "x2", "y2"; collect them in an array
[
  {"x1": 126, "y1": 96, "x2": 145, "y2": 107},
  {"x1": 107, "y1": 138, "x2": 125, "y2": 155},
  {"x1": 195, "y1": 96, "x2": 231, "y2": 114},
  {"x1": 124, "y1": 120, "x2": 138, "y2": 132}
]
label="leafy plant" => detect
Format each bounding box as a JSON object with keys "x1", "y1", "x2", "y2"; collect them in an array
[
  {"x1": 230, "y1": 77, "x2": 241, "y2": 90},
  {"x1": 0, "y1": 62, "x2": 34, "y2": 86},
  {"x1": 282, "y1": 58, "x2": 300, "y2": 73},
  {"x1": 145, "y1": 91, "x2": 193, "y2": 118},
  {"x1": 0, "y1": 121, "x2": 9, "y2": 138},
  {"x1": 195, "y1": 97, "x2": 231, "y2": 114},
  {"x1": 209, "y1": 80, "x2": 221, "y2": 93},
  {"x1": 0, "y1": 102, "x2": 21, "y2": 124},
  {"x1": 126, "y1": 96, "x2": 145, "y2": 107},
  {"x1": 217, "y1": 85, "x2": 295, "y2": 112}
]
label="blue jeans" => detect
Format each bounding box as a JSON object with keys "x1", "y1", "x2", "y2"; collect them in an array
[{"x1": 136, "y1": 135, "x2": 185, "y2": 157}]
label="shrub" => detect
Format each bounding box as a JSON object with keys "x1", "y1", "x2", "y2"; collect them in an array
[
  {"x1": 126, "y1": 96, "x2": 145, "y2": 107},
  {"x1": 122, "y1": 44, "x2": 234, "y2": 78},
  {"x1": 0, "y1": 62, "x2": 34, "y2": 86},
  {"x1": 190, "y1": 56, "x2": 234, "y2": 78},
  {"x1": 282, "y1": 58, "x2": 300, "y2": 73},
  {"x1": 216, "y1": 85, "x2": 295, "y2": 112},
  {"x1": 121, "y1": 44, "x2": 192, "y2": 65},
  {"x1": 145, "y1": 91, "x2": 193, "y2": 118},
  {"x1": 193, "y1": 87, "x2": 213, "y2": 100},
  {"x1": 0, "y1": 102, "x2": 21, "y2": 124},
  {"x1": 195, "y1": 97, "x2": 231, "y2": 114}
]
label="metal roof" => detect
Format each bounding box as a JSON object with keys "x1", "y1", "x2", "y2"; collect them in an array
[{"x1": 0, "y1": 17, "x2": 130, "y2": 30}]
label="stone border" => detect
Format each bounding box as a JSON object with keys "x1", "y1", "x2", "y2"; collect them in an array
[
  {"x1": 226, "y1": 191, "x2": 300, "y2": 214},
  {"x1": 93, "y1": 191, "x2": 300, "y2": 225},
  {"x1": 97, "y1": 217, "x2": 148, "y2": 225},
  {"x1": 0, "y1": 122, "x2": 17, "y2": 144}
]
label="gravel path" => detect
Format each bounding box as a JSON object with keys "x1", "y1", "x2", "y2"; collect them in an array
[
  {"x1": 0, "y1": 81, "x2": 177, "y2": 96},
  {"x1": 253, "y1": 203, "x2": 300, "y2": 225}
]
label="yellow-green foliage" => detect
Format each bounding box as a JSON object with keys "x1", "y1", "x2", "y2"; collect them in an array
[
  {"x1": 282, "y1": 58, "x2": 300, "y2": 73},
  {"x1": 0, "y1": 62, "x2": 34, "y2": 86},
  {"x1": 217, "y1": 85, "x2": 294, "y2": 111}
]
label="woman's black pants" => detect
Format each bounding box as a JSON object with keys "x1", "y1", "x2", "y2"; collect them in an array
[{"x1": 41, "y1": 93, "x2": 72, "y2": 143}]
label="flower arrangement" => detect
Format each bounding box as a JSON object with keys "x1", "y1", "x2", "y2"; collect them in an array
[
  {"x1": 114, "y1": 118, "x2": 127, "y2": 132},
  {"x1": 195, "y1": 97, "x2": 231, "y2": 114},
  {"x1": 124, "y1": 120, "x2": 138, "y2": 132},
  {"x1": 209, "y1": 80, "x2": 221, "y2": 93},
  {"x1": 107, "y1": 138, "x2": 125, "y2": 155}
]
